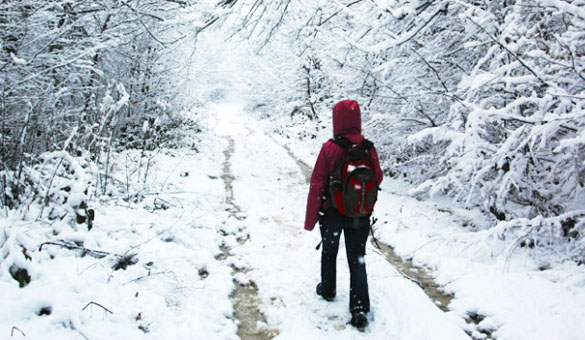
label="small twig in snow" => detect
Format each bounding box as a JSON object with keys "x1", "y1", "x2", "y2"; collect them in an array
[
  {"x1": 123, "y1": 271, "x2": 171, "y2": 285},
  {"x1": 82, "y1": 301, "x2": 113, "y2": 315},
  {"x1": 11, "y1": 326, "x2": 25, "y2": 337},
  {"x1": 77, "y1": 263, "x2": 109, "y2": 277}
]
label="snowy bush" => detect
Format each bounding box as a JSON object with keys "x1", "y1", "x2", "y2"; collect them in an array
[
  {"x1": 0, "y1": 0, "x2": 220, "y2": 208},
  {"x1": 34, "y1": 151, "x2": 96, "y2": 223},
  {"x1": 0, "y1": 219, "x2": 36, "y2": 288},
  {"x1": 404, "y1": 1, "x2": 585, "y2": 260}
]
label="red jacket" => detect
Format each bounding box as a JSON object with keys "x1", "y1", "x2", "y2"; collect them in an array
[{"x1": 304, "y1": 100, "x2": 383, "y2": 231}]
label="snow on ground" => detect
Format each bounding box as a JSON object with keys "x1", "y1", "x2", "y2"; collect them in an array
[
  {"x1": 373, "y1": 181, "x2": 585, "y2": 340},
  {"x1": 1, "y1": 115, "x2": 239, "y2": 339}
]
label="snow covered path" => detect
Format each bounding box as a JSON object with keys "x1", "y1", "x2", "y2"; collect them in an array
[
  {"x1": 5, "y1": 98, "x2": 582, "y2": 339},
  {"x1": 209, "y1": 102, "x2": 470, "y2": 339},
  {"x1": 1, "y1": 100, "x2": 468, "y2": 340}
]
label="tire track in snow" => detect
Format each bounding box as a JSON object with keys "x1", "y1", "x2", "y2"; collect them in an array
[{"x1": 220, "y1": 136, "x2": 278, "y2": 339}]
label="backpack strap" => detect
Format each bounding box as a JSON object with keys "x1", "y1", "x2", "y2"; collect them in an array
[
  {"x1": 330, "y1": 135, "x2": 353, "y2": 149},
  {"x1": 361, "y1": 139, "x2": 374, "y2": 150},
  {"x1": 330, "y1": 135, "x2": 374, "y2": 151}
]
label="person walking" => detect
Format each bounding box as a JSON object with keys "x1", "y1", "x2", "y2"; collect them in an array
[{"x1": 304, "y1": 99, "x2": 383, "y2": 330}]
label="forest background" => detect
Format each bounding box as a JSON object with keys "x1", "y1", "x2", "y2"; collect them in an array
[{"x1": 1, "y1": 0, "x2": 584, "y2": 284}]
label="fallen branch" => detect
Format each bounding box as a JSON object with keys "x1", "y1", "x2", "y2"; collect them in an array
[{"x1": 39, "y1": 241, "x2": 119, "y2": 259}]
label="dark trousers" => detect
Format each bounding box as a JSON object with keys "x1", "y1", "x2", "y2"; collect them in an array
[{"x1": 319, "y1": 208, "x2": 370, "y2": 312}]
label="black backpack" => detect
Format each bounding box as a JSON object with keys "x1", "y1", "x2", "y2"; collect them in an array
[{"x1": 328, "y1": 135, "x2": 379, "y2": 222}]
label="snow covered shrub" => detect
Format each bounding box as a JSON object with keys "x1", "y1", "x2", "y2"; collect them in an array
[
  {"x1": 116, "y1": 111, "x2": 200, "y2": 152},
  {"x1": 0, "y1": 0, "x2": 215, "y2": 210},
  {"x1": 33, "y1": 151, "x2": 96, "y2": 225},
  {"x1": 492, "y1": 211, "x2": 585, "y2": 264},
  {"x1": 405, "y1": 1, "x2": 585, "y2": 260},
  {"x1": 0, "y1": 224, "x2": 34, "y2": 288}
]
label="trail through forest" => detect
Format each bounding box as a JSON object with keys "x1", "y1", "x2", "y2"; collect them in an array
[{"x1": 3, "y1": 2, "x2": 585, "y2": 339}]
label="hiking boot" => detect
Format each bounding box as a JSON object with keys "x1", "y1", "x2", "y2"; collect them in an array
[
  {"x1": 316, "y1": 283, "x2": 335, "y2": 301},
  {"x1": 350, "y1": 310, "x2": 368, "y2": 331}
]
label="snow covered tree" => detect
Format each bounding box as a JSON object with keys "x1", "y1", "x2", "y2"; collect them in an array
[
  {"x1": 405, "y1": 1, "x2": 585, "y2": 261},
  {"x1": 0, "y1": 0, "x2": 224, "y2": 207}
]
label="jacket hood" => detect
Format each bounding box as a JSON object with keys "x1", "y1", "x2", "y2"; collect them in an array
[{"x1": 333, "y1": 99, "x2": 362, "y2": 137}]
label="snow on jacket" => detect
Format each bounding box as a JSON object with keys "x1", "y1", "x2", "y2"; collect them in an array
[{"x1": 304, "y1": 99, "x2": 383, "y2": 231}]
